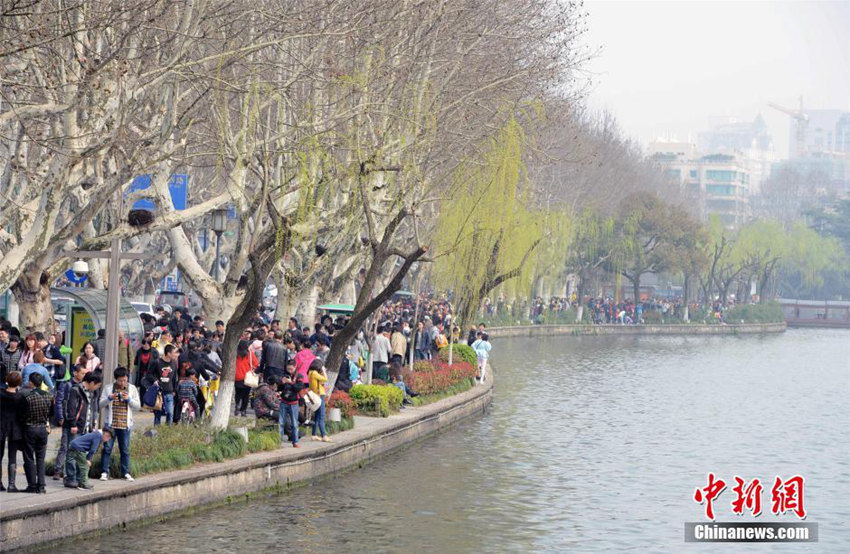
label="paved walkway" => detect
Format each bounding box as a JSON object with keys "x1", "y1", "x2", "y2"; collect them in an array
[
  {"x1": 0, "y1": 410, "x2": 156, "y2": 486},
  {"x1": 0, "y1": 384, "x2": 489, "y2": 514}
]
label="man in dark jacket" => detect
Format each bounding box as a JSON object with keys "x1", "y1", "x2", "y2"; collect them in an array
[
  {"x1": 169, "y1": 309, "x2": 189, "y2": 338},
  {"x1": 259, "y1": 331, "x2": 289, "y2": 382},
  {"x1": 54, "y1": 365, "x2": 86, "y2": 479},
  {"x1": 0, "y1": 335, "x2": 22, "y2": 388},
  {"x1": 19, "y1": 373, "x2": 52, "y2": 493},
  {"x1": 93, "y1": 329, "x2": 106, "y2": 360},
  {"x1": 63, "y1": 371, "x2": 101, "y2": 440}
]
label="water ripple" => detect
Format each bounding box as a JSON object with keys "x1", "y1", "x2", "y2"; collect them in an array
[{"x1": 69, "y1": 328, "x2": 850, "y2": 553}]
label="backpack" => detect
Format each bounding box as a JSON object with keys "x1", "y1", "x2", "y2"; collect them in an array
[{"x1": 435, "y1": 333, "x2": 448, "y2": 349}]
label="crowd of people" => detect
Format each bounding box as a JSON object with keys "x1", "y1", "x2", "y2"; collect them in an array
[
  {"x1": 482, "y1": 293, "x2": 734, "y2": 325},
  {"x1": 0, "y1": 292, "x2": 494, "y2": 493}
]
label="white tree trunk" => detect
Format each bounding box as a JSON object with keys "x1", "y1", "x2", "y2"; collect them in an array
[
  {"x1": 294, "y1": 284, "x2": 320, "y2": 326},
  {"x1": 11, "y1": 271, "x2": 54, "y2": 333},
  {"x1": 576, "y1": 305, "x2": 584, "y2": 324},
  {"x1": 209, "y1": 379, "x2": 234, "y2": 430}
]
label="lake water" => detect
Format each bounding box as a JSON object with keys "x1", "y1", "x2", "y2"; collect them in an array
[{"x1": 65, "y1": 328, "x2": 850, "y2": 552}]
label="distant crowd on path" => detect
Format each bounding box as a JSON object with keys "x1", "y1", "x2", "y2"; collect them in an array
[
  {"x1": 0, "y1": 292, "x2": 493, "y2": 492},
  {"x1": 482, "y1": 293, "x2": 733, "y2": 325}
]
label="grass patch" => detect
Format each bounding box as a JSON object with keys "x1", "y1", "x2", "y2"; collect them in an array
[
  {"x1": 47, "y1": 424, "x2": 291, "y2": 478},
  {"x1": 247, "y1": 428, "x2": 281, "y2": 452},
  {"x1": 411, "y1": 378, "x2": 476, "y2": 407}
]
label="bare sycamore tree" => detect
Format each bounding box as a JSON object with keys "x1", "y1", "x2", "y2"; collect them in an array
[
  {"x1": 3, "y1": 0, "x2": 594, "y2": 425},
  {"x1": 316, "y1": 0, "x2": 592, "y2": 386},
  {"x1": 0, "y1": 0, "x2": 237, "y2": 331}
]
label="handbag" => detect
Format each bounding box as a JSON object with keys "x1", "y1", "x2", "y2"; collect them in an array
[
  {"x1": 142, "y1": 382, "x2": 160, "y2": 408},
  {"x1": 244, "y1": 370, "x2": 260, "y2": 389},
  {"x1": 303, "y1": 390, "x2": 322, "y2": 413},
  {"x1": 152, "y1": 391, "x2": 163, "y2": 412}
]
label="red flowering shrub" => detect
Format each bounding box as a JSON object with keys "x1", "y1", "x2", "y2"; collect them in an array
[
  {"x1": 406, "y1": 361, "x2": 477, "y2": 395},
  {"x1": 413, "y1": 360, "x2": 437, "y2": 373},
  {"x1": 327, "y1": 390, "x2": 357, "y2": 419}
]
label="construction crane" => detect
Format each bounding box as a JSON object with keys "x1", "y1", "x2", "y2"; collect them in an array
[{"x1": 769, "y1": 96, "x2": 809, "y2": 158}]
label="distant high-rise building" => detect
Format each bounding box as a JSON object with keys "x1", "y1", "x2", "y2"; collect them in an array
[
  {"x1": 773, "y1": 108, "x2": 850, "y2": 197},
  {"x1": 698, "y1": 114, "x2": 775, "y2": 195},
  {"x1": 788, "y1": 109, "x2": 850, "y2": 159},
  {"x1": 649, "y1": 142, "x2": 752, "y2": 229},
  {"x1": 698, "y1": 114, "x2": 773, "y2": 153}
]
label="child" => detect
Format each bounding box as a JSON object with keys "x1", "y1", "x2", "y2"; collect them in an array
[
  {"x1": 65, "y1": 427, "x2": 112, "y2": 490},
  {"x1": 471, "y1": 333, "x2": 492, "y2": 383},
  {"x1": 176, "y1": 368, "x2": 200, "y2": 422},
  {"x1": 278, "y1": 361, "x2": 307, "y2": 447},
  {"x1": 390, "y1": 372, "x2": 418, "y2": 407}
]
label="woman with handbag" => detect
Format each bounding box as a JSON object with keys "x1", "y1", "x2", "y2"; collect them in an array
[
  {"x1": 133, "y1": 339, "x2": 159, "y2": 400},
  {"x1": 234, "y1": 340, "x2": 258, "y2": 417},
  {"x1": 307, "y1": 359, "x2": 330, "y2": 443}
]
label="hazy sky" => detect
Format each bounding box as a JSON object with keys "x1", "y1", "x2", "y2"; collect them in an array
[{"x1": 583, "y1": 0, "x2": 850, "y2": 158}]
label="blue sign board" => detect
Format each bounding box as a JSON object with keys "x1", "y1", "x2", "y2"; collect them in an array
[
  {"x1": 127, "y1": 174, "x2": 188, "y2": 211},
  {"x1": 64, "y1": 269, "x2": 88, "y2": 285}
]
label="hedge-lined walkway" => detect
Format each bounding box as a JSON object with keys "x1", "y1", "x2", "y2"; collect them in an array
[{"x1": 0, "y1": 371, "x2": 492, "y2": 520}]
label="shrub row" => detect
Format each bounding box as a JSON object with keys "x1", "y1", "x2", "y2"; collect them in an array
[
  {"x1": 437, "y1": 343, "x2": 478, "y2": 366},
  {"x1": 724, "y1": 302, "x2": 784, "y2": 323},
  {"x1": 349, "y1": 384, "x2": 404, "y2": 417}
]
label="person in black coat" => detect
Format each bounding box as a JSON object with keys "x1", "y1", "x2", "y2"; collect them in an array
[
  {"x1": 133, "y1": 339, "x2": 160, "y2": 399},
  {"x1": 0, "y1": 371, "x2": 24, "y2": 491}
]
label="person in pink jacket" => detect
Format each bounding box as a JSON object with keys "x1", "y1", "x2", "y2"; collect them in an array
[{"x1": 293, "y1": 339, "x2": 316, "y2": 381}]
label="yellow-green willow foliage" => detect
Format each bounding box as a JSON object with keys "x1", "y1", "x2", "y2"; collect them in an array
[
  {"x1": 529, "y1": 210, "x2": 574, "y2": 296},
  {"x1": 433, "y1": 117, "x2": 543, "y2": 321}
]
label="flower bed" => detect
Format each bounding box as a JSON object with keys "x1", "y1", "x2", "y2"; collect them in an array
[
  {"x1": 406, "y1": 360, "x2": 477, "y2": 395},
  {"x1": 327, "y1": 390, "x2": 358, "y2": 419}
]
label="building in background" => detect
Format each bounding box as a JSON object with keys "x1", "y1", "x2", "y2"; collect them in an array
[
  {"x1": 650, "y1": 144, "x2": 752, "y2": 229},
  {"x1": 770, "y1": 108, "x2": 850, "y2": 197},
  {"x1": 698, "y1": 114, "x2": 775, "y2": 195}
]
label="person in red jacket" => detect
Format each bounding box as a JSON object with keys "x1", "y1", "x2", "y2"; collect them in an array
[{"x1": 234, "y1": 340, "x2": 258, "y2": 417}]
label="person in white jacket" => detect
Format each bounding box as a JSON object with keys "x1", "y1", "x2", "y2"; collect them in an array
[
  {"x1": 99, "y1": 366, "x2": 141, "y2": 482},
  {"x1": 471, "y1": 333, "x2": 492, "y2": 384}
]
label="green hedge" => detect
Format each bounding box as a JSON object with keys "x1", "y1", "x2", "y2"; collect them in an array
[
  {"x1": 724, "y1": 302, "x2": 784, "y2": 323},
  {"x1": 437, "y1": 343, "x2": 478, "y2": 366},
  {"x1": 349, "y1": 384, "x2": 403, "y2": 417},
  {"x1": 48, "y1": 425, "x2": 287, "y2": 479}
]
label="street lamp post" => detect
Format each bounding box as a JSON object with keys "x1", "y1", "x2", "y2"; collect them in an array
[{"x1": 211, "y1": 208, "x2": 228, "y2": 281}]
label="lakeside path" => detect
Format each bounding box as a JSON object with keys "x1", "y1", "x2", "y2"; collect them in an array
[
  {"x1": 0, "y1": 375, "x2": 493, "y2": 551},
  {"x1": 486, "y1": 321, "x2": 786, "y2": 338}
]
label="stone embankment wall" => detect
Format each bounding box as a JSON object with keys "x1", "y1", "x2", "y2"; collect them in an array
[
  {"x1": 0, "y1": 379, "x2": 493, "y2": 551},
  {"x1": 487, "y1": 322, "x2": 786, "y2": 338}
]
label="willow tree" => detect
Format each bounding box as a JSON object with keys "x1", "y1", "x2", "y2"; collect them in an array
[
  {"x1": 529, "y1": 210, "x2": 573, "y2": 301},
  {"x1": 564, "y1": 209, "x2": 616, "y2": 322},
  {"x1": 779, "y1": 223, "x2": 846, "y2": 298},
  {"x1": 433, "y1": 117, "x2": 543, "y2": 325}
]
